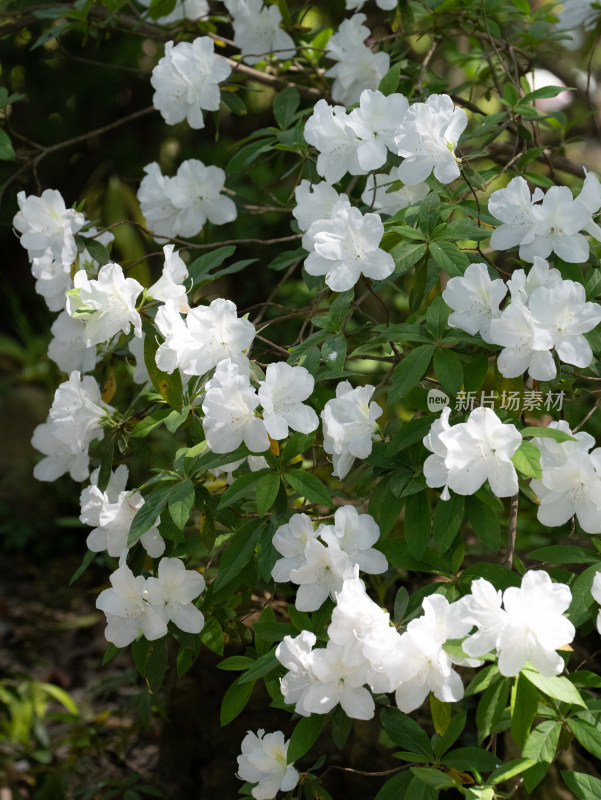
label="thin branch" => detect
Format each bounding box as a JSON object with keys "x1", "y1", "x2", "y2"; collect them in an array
[{"x1": 504, "y1": 493, "x2": 519, "y2": 569}]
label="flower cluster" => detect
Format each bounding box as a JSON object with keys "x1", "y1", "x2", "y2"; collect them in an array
[
  {"x1": 96, "y1": 556, "x2": 205, "y2": 647},
  {"x1": 138, "y1": 159, "x2": 237, "y2": 240},
  {"x1": 324, "y1": 15, "x2": 390, "y2": 104},
  {"x1": 443, "y1": 259, "x2": 601, "y2": 380},
  {"x1": 224, "y1": 0, "x2": 295, "y2": 65},
  {"x1": 271, "y1": 507, "x2": 387, "y2": 611}
]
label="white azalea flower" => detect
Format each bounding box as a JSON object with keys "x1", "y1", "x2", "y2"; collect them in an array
[
  {"x1": 137, "y1": 162, "x2": 181, "y2": 241},
  {"x1": 506, "y1": 256, "x2": 563, "y2": 303},
  {"x1": 325, "y1": 15, "x2": 390, "y2": 105},
  {"x1": 81, "y1": 466, "x2": 165, "y2": 559},
  {"x1": 463, "y1": 572, "x2": 575, "y2": 677},
  {"x1": 303, "y1": 100, "x2": 362, "y2": 183},
  {"x1": 147, "y1": 244, "x2": 189, "y2": 310},
  {"x1": 237, "y1": 730, "x2": 299, "y2": 800},
  {"x1": 155, "y1": 297, "x2": 255, "y2": 377},
  {"x1": 289, "y1": 538, "x2": 356, "y2": 612},
  {"x1": 31, "y1": 421, "x2": 93, "y2": 483},
  {"x1": 361, "y1": 169, "x2": 430, "y2": 216},
  {"x1": 302, "y1": 642, "x2": 375, "y2": 719},
  {"x1": 442, "y1": 262, "x2": 507, "y2": 344},
  {"x1": 395, "y1": 94, "x2": 467, "y2": 185},
  {"x1": 346, "y1": 90, "x2": 409, "y2": 171},
  {"x1": 557, "y1": 0, "x2": 600, "y2": 48},
  {"x1": 224, "y1": 0, "x2": 295, "y2": 65},
  {"x1": 257, "y1": 362, "x2": 318, "y2": 440},
  {"x1": 128, "y1": 334, "x2": 150, "y2": 385},
  {"x1": 488, "y1": 176, "x2": 544, "y2": 256},
  {"x1": 202, "y1": 358, "x2": 269, "y2": 454},
  {"x1": 167, "y1": 159, "x2": 237, "y2": 237},
  {"x1": 276, "y1": 631, "x2": 318, "y2": 717},
  {"x1": 47, "y1": 311, "x2": 99, "y2": 375},
  {"x1": 320, "y1": 505, "x2": 387, "y2": 575},
  {"x1": 47, "y1": 371, "x2": 111, "y2": 451},
  {"x1": 424, "y1": 406, "x2": 522, "y2": 499},
  {"x1": 591, "y1": 572, "x2": 601, "y2": 633},
  {"x1": 67, "y1": 263, "x2": 143, "y2": 347},
  {"x1": 150, "y1": 37, "x2": 232, "y2": 129},
  {"x1": 271, "y1": 513, "x2": 321, "y2": 583},
  {"x1": 13, "y1": 189, "x2": 85, "y2": 265},
  {"x1": 145, "y1": 557, "x2": 205, "y2": 633},
  {"x1": 292, "y1": 180, "x2": 349, "y2": 232},
  {"x1": 321, "y1": 381, "x2": 382, "y2": 479},
  {"x1": 489, "y1": 299, "x2": 556, "y2": 380},
  {"x1": 30, "y1": 252, "x2": 73, "y2": 312},
  {"x1": 96, "y1": 562, "x2": 167, "y2": 648},
  {"x1": 304, "y1": 205, "x2": 394, "y2": 292}
]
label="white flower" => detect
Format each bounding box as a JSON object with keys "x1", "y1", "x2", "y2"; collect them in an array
[
  {"x1": 320, "y1": 505, "x2": 387, "y2": 575},
  {"x1": 150, "y1": 37, "x2": 232, "y2": 129},
  {"x1": 442, "y1": 263, "x2": 507, "y2": 344},
  {"x1": 202, "y1": 358, "x2": 269, "y2": 453},
  {"x1": 155, "y1": 297, "x2": 255, "y2": 377},
  {"x1": 13, "y1": 189, "x2": 85, "y2": 264},
  {"x1": 128, "y1": 334, "x2": 150, "y2": 385},
  {"x1": 424, "y1": 406, "x2": 522, "y2": 499},
  {"x1": 145, "y1": 557, "x2": 205, "y2": 633},
  {"x1": 394, "y1": 594, "x2": 475, "y2": 713},
  {"x1": 225, "y1": 0, "x2": 295, "y2": 65},
  {"x1": 346, "y1": 0, "x2": 398, "y2": 9},
  {"x1": 237, "y1": 730, "x2": 298, "y2": 800},
  {"x1": 47, "y1": 371, "x2": 111, "y2": 451},
  {"x1": 276, "y1": 631, "x2": 318, "y2": 717},
  {"x1": 361, "y1": 169, "x2": 430, "y2": 216},
  {"x1": 30, "y1": 252, "x2": 73, "y2": 312},
  {"x1": 395, "y1": 94, "x2": 468, "y2": 185},
  {"x1": 347, "y1": 90, "x2": 409, "y2": 172},
  {"x1": 67, "y1": 263, "x2": 143, "y2": 347},
  {"x1": 302, "y1": 642, "x2": 375, "y2": 719},
  {"x1": 506, "y1": 256, "x2": 563, "y2": 303},
  {"x1": 167, "y1": 159, "x2": 237, "y2": 237},
  {"x1": 81, "y1": 466, "x2": 165, "y2": 558},
  {"x1": 137, "y1": 162, "x2": 181, "y2": 240},
  {"x1": 489, "y1": 299, "x2": 555, "y2": 380},
  {"x1": 47, "y1": 311, "x2": 98, "y2": 374},
  {"x1": 462, "y1": 572, "x2": 575, "y2": 677},
  {"x1": 148, "y1": 244, "x2": 189, "y2": 310},
  {"x1": 321, "y1": 381, "x2": 382, "y2": 479},
  {"x1": 557, "y1": 0, "x2": 600, "y2": 48},
  {"x1": 31, "y1": 421, "x2": 92, "y2": 482},
  {"x1": 591, "y1": 571, "x2": 601, "y2": 633},
  {"x1": 292, "y1": 180, "x2": 349, "y2": 232},
  {"x1": 137, "y1": 0, "x2": 209, "y2": 24},
  {"x1": 271, "y1": 513, "x2": 321, "y2": 583},
  {"x1": 257, "y1": 362, "x2": 318, "y2": 440},
  {"x1": 488, "y1": 176, "x2": 544, "y2": 256},
  {"x1": 325, "y1": 15, "x2": 390, "y2": 105},
  {"x1": 303, "y1": 100, "x2": 362, "y2": 183},
  {"x1": 96, "y1": 562, "x2": 167, "y2": 647},
  {"x1": 289, "y1": 538, "x2": 356, "y2": 611},
  {"x1": 304, "y1": 205, "x2": 394, "y2": 292}
]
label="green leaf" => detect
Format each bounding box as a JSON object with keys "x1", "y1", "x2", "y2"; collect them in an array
[
  {"x1": 221, "y1": 89, "x2": 247, "y2": 116},
  {"x1": 404, "y1": 491, "x2": 431, "y2": 560},
  {"x1": 389, "y1": 345, "x2": 434, "y2": 403},
  {"x1": 390, "y1": 241, "x2": 428, "y2": 274},
  {"x1": 522, "y1": 719, "x2": 561, "y2": 792},
  {"x1": 217, "y1": 655, "x2": 254, "y2": 671},
  {"x1": 441, "y1": 747, "x2": 501, "y2": 772},
  {"x1": 0, "y1": 129, "x2": 15, "y2": 160},
  {"x1": 188, "y1": 246, "x2": 236, "y2": 284},
  {"x1": 251, "y1": 620, "x2": 295, "y2": 642},
  {"x1": 79, "y1": 235, "x2": 111, "y2": 265},
  {"x1": 380, "y1": 708, "x2": 433, "y2": 757},
  {"x1": 433, "y1": 494, "x2": 463, "y2": 555},
  {"x1": 287, "y1": 715, "x2": 324, "y2": 763},
  {"x1": 433, "y1": 711, "x2": 467, "y2": 757},
  {"x1": 569, "y1": 563, "x2": 600, "y2": 621},
  {"x1": 374, "y1": 771, "x2": 413, "y2": 800},
  {"x1": 69, "y1": 549, "x2": 96, "y2": 585},
  {"x1": 510, "y1": 673, "x2": 539, "y2": 748},
  {"x1": 378, "y1": 63, "x2": 401, "y2": 95},
  {"x1": 128, "y1": 486, "x2": 171, "y2": 546},
  {"x1": 220, "y1": 678, "x2": 255, "y2": 726},
  {"x1": 164, "y1": 407, "x2": 189, "y2": 434},
  {"x1": 97, "y1": 434, "x2": 115, "y2": 493},
  {"x1": 520, "y1": 426, "x2": 577, "y2": 443},
  {"x1": 143, "y1": 324, "x2": 183, "y2": 412},
  {"x1": 476, "y1": 676, "x2": 509, "y2": 743},
  {"x1": 430, "y1": 695, "x2": 451, "y2": 736},
  {"x1": 130, "y1": 409, "x2": 171, "y2": 438},
  {"x1": 227, "y1": 140, "x2": 273, "y2": 174},
  {"x1": 425, "y1": 295, "x2": 450, "y2": 338},
  {"x1": 523, "y1": 85, "x2": 571, "y2": 101},
  {"x1": 168, "y1": 479, "x2": 195, "y2": 530},
  {"x1": 568, "y1": 718, "x2": 601, "y2": 759},
  {"x1": 321, "y1": 334, "x2": 346, "y2": 375},
  {"x1": 331, "y1": 705, "x2": 352, "y2": 750},
  {"x1": 561, "y1": 770, "x2": 601, "y2": 800},
  {"x1": 433, "y1": 348, "x2": 463, "y2": 395},
  {"x1": 218, "y1": 469, "x2": 272, "y2": 510},
  {"x1": 466, "y1": 496, "x2": 501, "y2": 553},
  {"x1": 489, "y1": 758, "x2": 536, "y2": 786},
  {"x1": 255, "y1": 472, "x2": 280, "y2": 517},
  {"x1": 273, "y1": 86, "x2": 300, "y2": 129},
  {"x1": 502, "y1": 82, "x2": 519, "y2": 106},
  {"x1": 393, "y1": 586, "x2": 409, "y2": 623},
  {"x1": 238, "y1": 652, "x2": 279, "y2": 684},
  {"x1": 465, "y1": 665, "x2": 500, "y2": 697},
  {"x1": 147, "y1": 0, "x2": 176, "y2": 18},
  {"x1": 528, "y1": 545, "x2": 598, "y2": 565},
  {"x1": 284, "y1": 469, "x2": 332, "y2": 507},
  {"x1": 410, "y1": 767, "x2": 457, "y2": 790},
  {"x1": 200, "y1": 616, "x2": 224, "y2": 655},
  {"x1": 522, "y1": 669, "x2": 585, "y2": 707},
  {"x1": 511, "y1": 441, "x2": 542, "y2": 479},
  {"x1": 212, "y1": 521, "x2": 263, "y2": 593},
  {"x1": 429, "y1": 240, "x2": 469, "y2": 277},
  {"x1": 145, "y1": 639, "x2": 168, "y2": 691}
]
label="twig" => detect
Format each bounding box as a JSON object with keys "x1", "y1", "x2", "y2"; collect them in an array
[{"x1": 504, "y1": 494, "x2": 519, "y2": 569}]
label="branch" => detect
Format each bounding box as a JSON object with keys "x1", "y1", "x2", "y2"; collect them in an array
[{"x1": 504, "y1": 493, "x2": 519, "y2": 570}]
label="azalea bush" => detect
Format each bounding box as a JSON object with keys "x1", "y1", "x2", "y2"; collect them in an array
[{"x1": 5, "y1": 0, "x2": 601, "y2": 797}]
